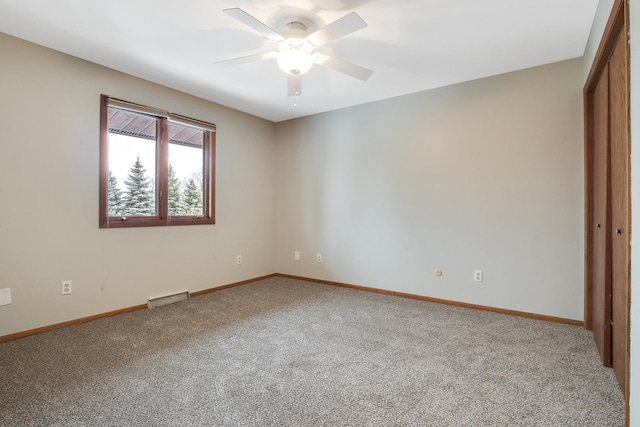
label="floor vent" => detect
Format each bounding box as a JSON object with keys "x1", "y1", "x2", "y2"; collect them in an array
[{"x1": 147, "y1": 291, "x2": 190, "y2": 309}]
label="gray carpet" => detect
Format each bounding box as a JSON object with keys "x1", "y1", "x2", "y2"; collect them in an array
[{"x1": 0, "y1": 277, "x2": 624, "y2": 426}]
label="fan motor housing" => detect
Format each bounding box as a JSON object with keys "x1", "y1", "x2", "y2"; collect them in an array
[{"x1": 283, "y1": 21, "x2": 309, "y2": 38}]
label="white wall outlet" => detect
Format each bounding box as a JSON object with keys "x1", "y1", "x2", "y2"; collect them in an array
[
  {"x1": 474, "y1": 270, "x2": 483, "y2": 283},
  {"x1": 61, "y1": 280, "x2": 72, "y2": 295},
  {"x1": 0, "y1": 288, "x2": 11, "y2": 306},
  {"x1": 236, "y1": 255, "x2": 242, "y2": 265},
  {"x1": 294, "y1": 251, "x2": 300, "y2": 261},
  {"x1": 316, "y1": 253, "x2": 322, "y2": 263}
]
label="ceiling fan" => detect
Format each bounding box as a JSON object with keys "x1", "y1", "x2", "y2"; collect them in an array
[{"x1": 218, "y1": 8, "x2": 374, "y2": 98}]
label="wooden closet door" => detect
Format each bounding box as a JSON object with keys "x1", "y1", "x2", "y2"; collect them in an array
[
  {"x1": 591, "y1": 65, "x2": 612, "y2": 366},
  {"x1": 609, "y1": 34, "x2": 629, "y2": 392}
]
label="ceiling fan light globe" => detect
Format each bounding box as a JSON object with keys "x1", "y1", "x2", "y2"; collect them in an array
[{"x1": 277, "y1": 48, "x2": 314, "y2": 75}]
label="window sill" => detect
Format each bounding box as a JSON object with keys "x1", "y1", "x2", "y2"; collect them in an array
[{"x1": 99, "y1": 216, "x2": 215, "y2": 228}]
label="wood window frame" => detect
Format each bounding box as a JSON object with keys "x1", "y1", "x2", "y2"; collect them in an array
[{"x1": 99, "y1": 94, "x2": 216, "y2": 228}]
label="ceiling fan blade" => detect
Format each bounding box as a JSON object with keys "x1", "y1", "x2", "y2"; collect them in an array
[
  {"x1": 223, "y1": 8, "x2": 284, "y2": 42},
  {"x1": 315, "y1": 53, "x2": 373, "y2": 81},
  {"x1": 214, "y1": 51, "x2": 277, "y2": 67},
  {"x1": 307, "y1": 12, "x2": 367, "y2": 46},
  {"x1": 288, "y1": 75, "x2": 302, "y2": 97}
]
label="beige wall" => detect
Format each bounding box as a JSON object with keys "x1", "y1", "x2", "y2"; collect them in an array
[
  {"x1": 0, "y1": 33, "x2": 277, "y2": 336},
  {"x1": 275, "y1": 58, "x2": 585, "y2": 320},
  {"x1": 0, "y1": 30, "x2": 586, "y2": 336}
]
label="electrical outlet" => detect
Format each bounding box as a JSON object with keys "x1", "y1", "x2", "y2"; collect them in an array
[
  {"x1": 0, "y1": 288, "x2": 11, "y2": 306},
  {"x1": 61, "y1": 280, "x2": 72, "y2": 295},
  {"x1": 236, "y1": 255, "x2": 242, "y2": 265},
  {"x1": 316, "y1": 253, "x2": 322, "y2": 263},
  {"x1": 474, "y1": 270, "x2": 483, "y2": 283},
  {"x1": 294, "y1": 251, "x2": 300, "y2": 261}
]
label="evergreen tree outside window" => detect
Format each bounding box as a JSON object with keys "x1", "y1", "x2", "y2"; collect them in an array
[
  {"x1": 167, "y1": 164, "x2": 183, "y2": 216},
  {"x1": 122, "y1": 155, "x2": 155, "y2": 216},
  {"x1": 107, "y1": 170, "x2": 124, "y2": 216},
  {"x1": 99, "y1": 95, "x2": 215, "y2": 228},
  {"x1": 182, "y1": 178, "x2": 203, "y2": 216}
]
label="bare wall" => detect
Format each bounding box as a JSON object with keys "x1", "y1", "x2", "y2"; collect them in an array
[
  {"x1": 0, "y1": 33, "x2": 277, "y2": 337},
  {"x1": 583, "y1": 0, "x2": 615, "y2": 81},
  {"x1": 275, "y1": 58, "x2": 584, "y2": 320}
]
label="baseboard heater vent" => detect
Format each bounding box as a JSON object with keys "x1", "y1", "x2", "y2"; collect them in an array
[{"x1": 147, "y1": 291, "x2": 190, "y2": 309}]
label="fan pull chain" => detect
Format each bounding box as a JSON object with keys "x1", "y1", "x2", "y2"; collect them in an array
[{"x1": 293, "y1": 74, "x2": 299, "y2": 108}]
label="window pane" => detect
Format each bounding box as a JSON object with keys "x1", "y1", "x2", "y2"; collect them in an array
[
  {"x1": 99, "y1": 95, "x2": 215, "y2": 228},
  {"x1": 107, "y1": 108, "x2": 157, "y2": 217},
  {"x1": 167, "y1": 121, "x2": 204, "y2": 217}
]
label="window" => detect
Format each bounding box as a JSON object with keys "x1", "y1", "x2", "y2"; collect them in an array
[{"x1": 99, "y1": 95, "x2": 215, "y2": 228}]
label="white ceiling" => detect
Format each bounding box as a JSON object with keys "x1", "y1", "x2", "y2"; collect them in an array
[{"x1": 0, "y1": 0, "x2": 598, "y2": 122}]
